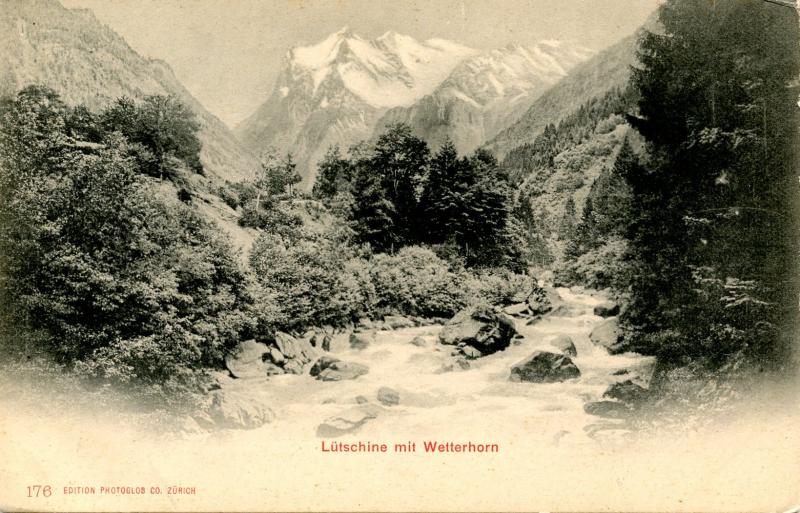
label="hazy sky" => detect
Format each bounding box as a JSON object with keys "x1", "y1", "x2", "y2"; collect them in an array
[{"x1": 60, "y1": 0, "x2": 661, "y2": 127}]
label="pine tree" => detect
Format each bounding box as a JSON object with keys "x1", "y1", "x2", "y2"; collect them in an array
[
  {"x1": 625, "y1": 0, "x2": 800, "y2": 363},
  {"x1": 418, "y1": 139, "x2": 468, "y2": 243}
]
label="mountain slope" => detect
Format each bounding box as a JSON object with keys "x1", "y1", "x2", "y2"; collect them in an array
[
  {"x1": 482, "y1": 32, "x2": 639, "y2": 161},
  {"x1": 0, "y1": 0, "x2": 257, "y2": 183},
  {"x1": 373, "y1": 41, "x2": 592, "y2": 154},
  {"x1": 234, "y1": 28, "x2": 477, "y2": 187}
]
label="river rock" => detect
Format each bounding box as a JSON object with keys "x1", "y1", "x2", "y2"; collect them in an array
[
  {"x1": 268, "y1": 346, "x2": 285, "y2": 365},
  {"x1": 550, "y1": 334, "x2": 577, "y2": 357},
  {"x1": 207, "y1": 389, "x2": 276, "y2": 429},
  {"x1": 383, "y1": 315, "x2": 415, "y2": 329},
  {"x1": 439, "y1": 303, "x2": 518, "y2": 355},
  {"x1": 356, "y1": 317, "x2": 375, "y2": 331},
  {"x1": 603, "y1": 380, "x2": 648, "y2": 404},
  {"x1": 502, "y1": 303, "x2": 530, "y2": 317},
  {"x1": 224, "y1": 340, "x2": 271, "y2": 379},
  {"x1": 584, "y1": 400, "x2": 631, "y2": 419},
  {"x1": 409, "y1": 336, "x2": 428, "y2": 347},
  {"x1": 526, "y1": 286, "x2": 563, "y2": 316},
  {"x1": 438, "y1": 356, "x2": 471, "y2": 373},
  {"x1": 310, "y1": 356, "x2": 369, "y2": 381},
  {"x1": 589, "y1": 318, "x2": 627, "y2": 354},
  {"x1": 350, "y1": 331, "x2": 375, "y2": 350},
  {"x1": 509, "y1": 351, "x2": 581, "y2": 383},
  {"x1": 593, "y1": 301, "x2": 620, "y2": 317},
  {"x1": 323, "y1": 331, "x2": 351, "y2": 353},
  {"x1": 455, "y1": 345, "x2": 483, "y2": 359},
  {"x1": 377, "y1": 386, "x2": 400, "y2": 406},
  {"x1": 316, "y1": 404, "x2": 381, "y2": 437},
  {"x1": 274, "y1": 332, "x2": 316, "y2": 364}
]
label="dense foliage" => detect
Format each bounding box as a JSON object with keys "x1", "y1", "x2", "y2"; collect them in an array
[
  {"x1": 0, "y1": 87, "x2": 258, "y2": 406},
  {"x1": 622, "y1": 0, "x2": 800, "y2": 365},
  {"x1": 314, "y1": 124, "x2": 526, "y2": 270}
]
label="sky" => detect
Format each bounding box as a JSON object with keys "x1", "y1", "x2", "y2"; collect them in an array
[{"x1": 59, "y1": 0, "x2": 661, "y2": 128}]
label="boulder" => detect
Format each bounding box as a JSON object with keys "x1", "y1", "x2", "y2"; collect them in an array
[
  {"x1": 526, "y1": 286, "x2": 562, "y2": 316},
  {"x1": 355, "y1": 395, "x2": 369, "y2": 404},
  {"x1": 263, "y1": 362, "x2": 286, "y2": 376},
  {"x1": 384, "y1": 315, "x2": 415, "y2": 329},
  {"x1": 316, "y1": 405, "x2": 381, "y2": 437},
  {"x1": 583, "y1": 400, "x2": 631, "y2": 419},
  {"x1": 268, "y1": 346, "x2": 285, "y2": 365},
  {"x1": 376, "y1": 386, "x2": 400, "y2": 406},
  {"x1": 593, "y1": 301, "x2": 620, "y2": 317},
  {"x1": 349, "y1": 331, "x2": 375, "y2": 350},
  {"x1": 603, "y1": 380, "x2": 648, "y2": 404},
  {"x1": 550, "y1": 335, "x2": 577, "y2": 357},
  {"x1": 456, "y1": 345, "x2": 483, "y2": 359},
  {"x1": 509, "y1": 351, "x2": 581, "y2": 383},
  {"x1": 356, "y1": 317, "x2": 374, "y2": 330},
  {"x1": 439, "y1": 303, "x2": 518, "y2": 355},
  {"x1": 409, "y1": 336, "x2": 428, "y2": 347},
  {"x1": 323, "y1": 331, "x2": 351, "y2": 353},
  {"x1": 589, "y1": 318, "x2": 627, "y2": 354},
  {"x1": 207, "y1": 389, "x2": 275, "y2": 429},
  {"x1": 274, "y1": 331, "x2": 316, "y2": 365},
  {"x1": 224, "y1": 340, "x2": 270, "y2": 379},
  {"x1": 310, "y1": 356, "x2": 369, "y2": 381},
  {"x1": 282, "y1": 359, "x2": 304, "y2": 375},
  {"x1": 437, "y1": 356, "x2": 471, "y2": 373},
  {"x1": 502, "y1": 303, "x2": 530, "y2": 317}
]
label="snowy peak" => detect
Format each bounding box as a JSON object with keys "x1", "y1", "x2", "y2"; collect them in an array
[
  {"x1": 441, "y1": 40, "x2": 594, "y2": 108},
  {"x1": 284, "y1": 28, "x2": 478, "y2": 108}
]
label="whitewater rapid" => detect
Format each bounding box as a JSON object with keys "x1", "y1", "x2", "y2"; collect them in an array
[{"x1": 233, "y1": 287, "x2": 655, "y2": 447}]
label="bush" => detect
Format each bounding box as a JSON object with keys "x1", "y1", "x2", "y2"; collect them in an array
[
  {"x1": 249, "y1": 233, "x2": 362, "y2": 330},
  {"x1": 465, "y1": 268, "x2": 535, "y2": 306},
  {"x1": 368, "y1": 246, "x2": 468, "y2": 318},
  {"x1": 556, "y1": 238, "x2": 629, "y2": 290}
]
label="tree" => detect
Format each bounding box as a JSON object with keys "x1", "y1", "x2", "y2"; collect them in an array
[
  {"x1": 350, "y1": 158, "x2": 397, "y2": 253},
  {"x1": 417, "y1": 139, "x2": 469, "y2": 243},
  {"x1": 99, "y1": 95, "x2": 203, "y2": 179},
  {"x1": 369, "y1": 124, "x2": 429, "y2": 244},
  {"x1": 313, "y1": 145, "x2": 352, "y2": 200},
  {"x1": 0, "y1": 87, "x2": 259, "y2": 405},
  {"x1": 624, "y1": 0, "x2": 800, "y2": 363}
]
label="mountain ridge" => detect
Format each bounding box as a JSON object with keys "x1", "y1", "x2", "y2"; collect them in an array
[
  {"x1": 234, "y1": 27, "x2": 477, "y2": 186},
  {"x1": 373, "y1": 40, "x2": 593, "y2": 155},
  {"x1": 0, "y1": 0, "x2": 257, "y2": 183}
]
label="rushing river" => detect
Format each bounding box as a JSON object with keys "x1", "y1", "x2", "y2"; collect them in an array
[{"x1": 240, "y1": 287, "x2": 655, "y2": 446}]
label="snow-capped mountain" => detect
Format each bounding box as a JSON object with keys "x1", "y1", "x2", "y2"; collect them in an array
[
  {"x1": 235, "y1": 27, "x2": 478, "y2": 186},
  {"x1": 374, "y1": 41, "x2": 593, "y2": 154}
]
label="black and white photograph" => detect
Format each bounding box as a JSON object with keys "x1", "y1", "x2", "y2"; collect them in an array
[{"x1": 0, "y1": 0, "x2": 798, "y2": 510}]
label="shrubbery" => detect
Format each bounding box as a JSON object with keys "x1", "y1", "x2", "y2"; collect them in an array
[
  {"x1": 368, "y1": 246, "x2": 468, "y2": 318},
  {"x1": 0, "y1": 87, "x2": 258, "y2": 407}
]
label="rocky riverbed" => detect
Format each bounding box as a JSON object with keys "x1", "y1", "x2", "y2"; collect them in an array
[{"x1": 193, "y1": 287, "x2": 656, "y2": 446}]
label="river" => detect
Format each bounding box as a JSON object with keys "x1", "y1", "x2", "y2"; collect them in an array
[{"x1": 239, "y1": 286, "x2": 655, "y2": 446}]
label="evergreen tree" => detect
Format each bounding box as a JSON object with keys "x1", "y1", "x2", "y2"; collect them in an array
[
  {"x1": 369, "y1": 124, "x2": 429, "y2": 244},
  {"x1": 625, "y1": 0, "x2": 800, "y2": 363},
  {"x1": 417, "y1": 139, "x2": 469, "y2": 243},
  {"x1": 313, "y1": 145, "x2": 352, "y2": 200},
  {"x1": 350, "y1": 159, "x2": 397, "y2": 253}
]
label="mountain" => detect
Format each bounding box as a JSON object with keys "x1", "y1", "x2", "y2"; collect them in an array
[
  {"x1": 0, "y1": 0, "x2": 257, "y2": 183},
  {"x1": 234, "y1": 27, "x2": 478, "y2": 186},
  {"x1": 482, "y1": 32, "x2": 639, "y2": 161},
  {"x1": 373, "y1": 41, "x2": 592, "y2": 155},
  {"x1": 483, "y1": 10, "x2": 665, "y2": 162}
]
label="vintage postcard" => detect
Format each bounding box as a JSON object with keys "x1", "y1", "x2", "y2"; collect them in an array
[{"x1": 0, "y1": 0, "x2": 798, "y2": 511}]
